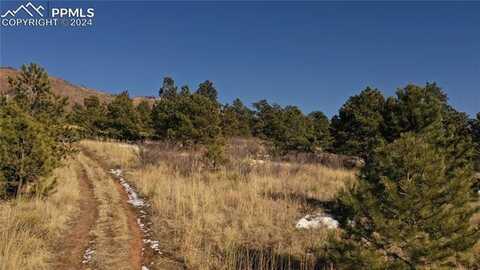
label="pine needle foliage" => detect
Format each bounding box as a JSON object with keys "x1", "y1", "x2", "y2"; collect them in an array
[{"x1": 328, "y1": 131, "x2": 479, "y2": 269}]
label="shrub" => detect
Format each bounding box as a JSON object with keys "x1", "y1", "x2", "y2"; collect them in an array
[{"x1": 204, "y1": 140, "x2": 228, "y2": 169}]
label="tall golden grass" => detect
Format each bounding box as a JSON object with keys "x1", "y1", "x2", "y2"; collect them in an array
[
  {"x1": 81, "y1": 140, "x2": 355, "y2": 269},
  {"x1": 0, "y1": 158, "x2": 81, "y2": 270}
]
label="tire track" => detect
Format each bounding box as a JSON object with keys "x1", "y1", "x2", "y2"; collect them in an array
[
  {"x1": 81, "y1": 147, "x2": 145, "y2": 270},
  {"x1": 53, "y1": 158, "x2": 98, "y2": 270}
]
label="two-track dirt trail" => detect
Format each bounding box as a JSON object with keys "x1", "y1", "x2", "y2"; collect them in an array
[{"x1": 52, "y1": 151, "x2": 147, "y2": 270}]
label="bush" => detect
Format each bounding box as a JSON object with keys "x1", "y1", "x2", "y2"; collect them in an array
[{"x1": 204, "y1": 140, "x2": 228, "y2": 169}]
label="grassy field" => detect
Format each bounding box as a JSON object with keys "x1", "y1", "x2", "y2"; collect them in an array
[
  {"x1": 81, "y1": 140, "x2": 355, "y2": 269},
  {"x1": 0, "y1": 158, "x2": 81, "y2": 270},
  {"x1": 2, "y1": 140, "x2": 476, "y2": 269}
]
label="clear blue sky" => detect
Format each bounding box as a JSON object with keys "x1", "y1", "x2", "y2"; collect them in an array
[{"x1": 1, "y1": 1, "x2": 479, "y2": 117}]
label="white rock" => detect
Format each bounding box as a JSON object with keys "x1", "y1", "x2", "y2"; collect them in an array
[{"x1": 296, "y1": 213, "x2": 339, "y2": 229}]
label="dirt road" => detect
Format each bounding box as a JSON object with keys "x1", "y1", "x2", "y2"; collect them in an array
[{"x1": 52, "y1": 152, "x2": 146, "y2": 270}]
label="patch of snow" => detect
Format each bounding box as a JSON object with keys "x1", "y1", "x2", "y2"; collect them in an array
[
  {"x1": 296, "y1": 213, "x2": 339, "y2": 230},
  {"x1": 119, "y1": 177, "x2": 146, "y2": 207},
  {"x1": 110, "y1": 168, "x2": 123, "y2": 177},
  {"x1": 82, "y1": 246, "x2": 95, "y2": 264},
  {"x1": 109, "y1": 168, "x2": 163, "y2": 256},
  {"x1": 142, "y1": 266, "x2": 150, "y2": 270}
]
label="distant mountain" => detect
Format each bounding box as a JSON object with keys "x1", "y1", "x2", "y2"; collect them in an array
[{"x1": 0, "y1": 67, "x2": 155, "y2": 109}]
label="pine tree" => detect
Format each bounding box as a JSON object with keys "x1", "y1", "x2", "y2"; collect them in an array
[
  {"x1": 0, "y1": 103, "x2": 58, "y2": 198},
  {"x1": 221, "y1": 98, "x2": 253, "y2": 137},
  {"x1": 152, "y1": 89, "x2": 221, "y2": 145},
  {"x1": 105, "y1": 91, "x2": 141, "y2": 141},
  {"x1": 382, "y1": 83, "x2": 446, "y2": 142},
  {"x1": 328, "y1": 131, "x2": 479, "y2": 269},
  {"x1": 308, "y1": 110, "x2": 333, "y2": 151},
  {"x1": 1, "y1": 64, "x2": 75, "y2": 197},
  {"x1": 470, "y1": 113, "x2": 480, "y2": 171},
  {"x1": 196, "y1": 80, "x2": 218, "y2": 102},
  {"x1": 68, "y1": 95, "x2": 108, "y2": 138},
  {"x1": 331, "y1": 87, "x2": 385, "y2": 159},
  {"x1": 136, "y1": 100, "x2": 154, "y2": 138},
  {"x1": 159, "y1": 77, "x2": 177, "y2": 99},
  {"x1": 252, "y1": 100, "x2": 316, "y2": 153}
]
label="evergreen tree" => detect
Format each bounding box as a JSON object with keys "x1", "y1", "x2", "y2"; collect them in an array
[
  {"x1": 471, "y1": 113, "x2": 480, "y2": 171},
  {"x1": 0, "y1": 104, "x2": 59, "y2": 198},
  {"x1": 159, "y1": 77, "x2": 177, "y2": 99},
  {"x1": 308, "y1": 110, "x2": 333, "y2": 151},
  {"x1": 136, "y1": 100, "x2": 154, "y2": 138},
  {"x1": 382, "y1": 83, "x2": 446, "y2": 142},
  {"x1": 105, "y1": 91, "x2": 141, "y2": 141},
  {"x1": 152, "y1": 89, "x2": 221, "y2": 145},
  {"x1": 8, "y1": 63, "x2": 74, "y2": 158},
  {"x1": 69, "y1": 95, "x2": 108, "y2": 137},
  {"x1": 252, "y1": 99, "x2": 282, "y2": 139},
  {"x1": 222, "y1": 98, "x2": 253, "y2": 137},
  {"x1": 179, "y1": 85, "x2": 191, "y2": 96},
  {"x1": 328, "y1": 132, "x2": 479, "y2": 269},
  {"x1": 196, "y1": 80, "x2": 218, "y2": 102},
  {"x1": 331, "y1": 87, "x2": 386, "y2": 159},
  {"x1": 253, "y1": 100, "x2": 316, "y2": 153}
]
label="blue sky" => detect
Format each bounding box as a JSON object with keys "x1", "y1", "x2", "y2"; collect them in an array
[{"x1": 1, "y1": 1, "x2": 479, "y2": 117}]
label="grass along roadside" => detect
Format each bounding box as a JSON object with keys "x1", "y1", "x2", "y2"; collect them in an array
[
  {"x1": 80, "y1": 140, "x2": 355, "y2": 269},
  {"x1": 0, "y1": 157, "x2": 81, "y2": 270}
]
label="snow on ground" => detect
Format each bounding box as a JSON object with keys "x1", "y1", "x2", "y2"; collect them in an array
[
  {"x1": 109, "y1": 168, "x2": 162, "y2": 270},
  {"x1": 81, "y1": 243, "x2": 95, "y2": 265},
  {"x1": 296, "y1": 213, "x2": 339, "y2": 230}
]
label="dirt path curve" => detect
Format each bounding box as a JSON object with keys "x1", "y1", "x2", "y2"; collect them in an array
[{"x1": 53, "y1": 160, "x2": 98, "y2": 270}]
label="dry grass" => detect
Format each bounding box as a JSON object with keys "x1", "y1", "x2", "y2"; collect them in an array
[
  {"x1": 81, "y1": 140, "x2": 355, "y2": 270},
  {"x1": 133, "y1": 163, "x2": 353, "y2": 269},
  {"x1": 80, "y1": 139, "x2": 138, "y2": 168},
  {"x1": 0, "y1": 158, "x2": 81, "y2": 270}
]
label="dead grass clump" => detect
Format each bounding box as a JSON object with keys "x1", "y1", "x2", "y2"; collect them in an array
[{"x1": 0, "y1": 158, "x2": 81, "y2": 270}]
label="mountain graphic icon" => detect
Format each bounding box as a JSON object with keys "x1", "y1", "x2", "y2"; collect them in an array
[{"x1": 1, "y1": 2, "x2": 45, "y2": 18}]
